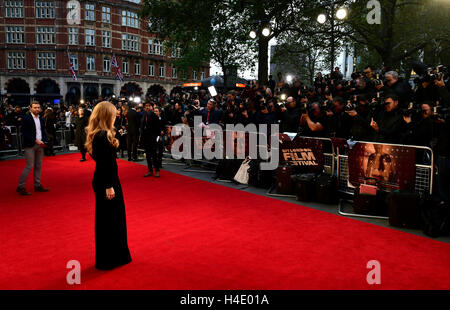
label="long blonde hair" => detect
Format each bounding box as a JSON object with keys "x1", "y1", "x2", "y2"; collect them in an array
[{"x1": 85, "y1": 101, "x2": 119, "y2": 154}]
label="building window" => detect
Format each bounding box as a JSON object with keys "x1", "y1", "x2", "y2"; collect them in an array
[
  {"x1": 7, "y1": 52, "x2": 25, "y2": 69},
  {"x1": 101, "y1": 7, "x2": 111, "y2": 23},
  {"x1": 159, "y1": 64, "x2": 165, "y2": 78},
  {"x1": 192, "y1": 70, "x2": 197, "y2": 80},
  {"x1": 70, "y1": 54, "x2": 78, "y2": 70},
  {"x1": 68, "y1": 27, "x2": 78, "y2": 45},
  {"x1": 86, "y1": 55, "x2": 95, "y2": 71},
  {"x1": 149, "y1": 39, "x2": 163, "y2": 55},
  {"x1": 103, "y1": 57, "x2": 111, "y2": 72},
  {"x1": 171, "y1": 44, "x2": 181, "y2": 58},
  {"x1": 85, "y1": 29, "x2": 95, "y2": 46},
  {"x1": 35, "y1": 1, "x2": 55, "y2": 19},
  {"x1": 37, "y1": 52, "x2": 56, "y2": 70},
  {"x1": 36, "y1": 27, "x2": 55, "y2": 44},
  {"x1": 122, "y1": 59, "x2": 129, "y2": 74},
  {"x1": 148, "y1": 63, "x2": 154, "y2": 77},
  {"x1": 172, "y1": 67, "x2": 178, "y2": 79},
  {"x1": 5, "y1": 1, "x2": 24, "y2": 18},
  {"x1": 134, "y1": 61, "x2": 140, "y2": 75},
  {"x1": 122, "y1": 34, "x2": 140, "y2": 52},
  {"x1": 6, "y1": 26, "x2": 25, "y2": 44},
  {"x1": 122, "y1": 10, "x2": 139, "y2": 28},
  {"x1": 200, "y1": 70, "x2": 205, "y2": 80},
  {"x1": 102, "y1": 30, "x2": 111, "y2": 48},
  {"x1": 85, "y1": 3, "x2": 95, "y2": 21}
]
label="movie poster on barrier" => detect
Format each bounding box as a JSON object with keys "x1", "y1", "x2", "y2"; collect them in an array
[
  {"x1": 279, "y1": 134, "x2": 324, "y2": 172},
  {"x1": 348, "y1": 143, "x2": 416, "y2": 191}
]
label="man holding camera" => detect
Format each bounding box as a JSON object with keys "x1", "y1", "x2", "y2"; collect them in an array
[
  {"x1": 376, "y1": 71, "x2": 413, "y2": 109},
  {"x1": 17, "y1": 101, "x2": 49, "y2": 196},
  {"x1": 369, "y1": 94, "x2": 412, "y2": 143},
  {"x1": 298, "y1": 102, "x2": 326, "y2": 137}
]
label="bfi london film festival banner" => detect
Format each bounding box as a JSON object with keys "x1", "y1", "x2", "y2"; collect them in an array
[
  {"x1": 347, "y1": 142, "x2": 416, "y2": 191},
  {"x1": 279, "y1": 134, "x2": 324, "y2": 172}
]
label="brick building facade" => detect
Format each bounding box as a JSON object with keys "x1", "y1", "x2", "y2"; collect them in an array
[{"x1": 0, "y1": 0, "x2": 210, "y2": 106}]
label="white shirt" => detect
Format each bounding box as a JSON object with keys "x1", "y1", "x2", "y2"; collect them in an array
[
  {"x1": 32, "y1": 114, "x2": 42, "y2": 141},
  {"x1": 65, "y1": 111, "x2": 72, "y2": 127}
]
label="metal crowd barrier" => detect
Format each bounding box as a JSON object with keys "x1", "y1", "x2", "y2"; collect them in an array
[
  {"x1": 0, "y1": 125, "x2": 22, "y2": 158},
  {"x1": 336, "y1": 141, "x2": 434, "y2": 220},
  {"x1": 0, "y1": 124, "x2": 75, "y2": 159}
]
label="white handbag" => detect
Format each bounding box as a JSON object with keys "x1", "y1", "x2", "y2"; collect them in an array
[{"x1": 234, "y1": 158, "x2": 251, "y2": 184}]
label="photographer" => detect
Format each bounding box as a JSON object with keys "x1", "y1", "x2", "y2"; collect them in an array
[
  {"x1": 199, "y1": 99, "x2": 220, "y2": 125},
  {"x1": 325, "y1": 97, "x2": 352, "y2": 138},
  {"x1": 370, "y1": 94, "x2": 412, "y2": 144},
  {"x1": 433, "y1": 76, "x2": 450, "y2": 202},
  {"x1": 346, "y1": 94, "x2": 373, "y2": 141},
  {"x1": 298, "y1": 102, "x2": 326, "y2": 137},
  {"x1": 282, "y1": 96, "x2": 301, "y2": 133},
  {"x1": 376, "y1": 71, "x2": 413, "y2": 109}
]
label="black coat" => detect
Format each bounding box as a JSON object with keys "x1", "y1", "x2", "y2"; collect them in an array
[
  {"x1": 126, "y1": 109, "x2": 140, "y2": 135},
  {"x1": 74, "y1": 115, "x2": 89, "y2": 148},
  {"x1": 140, "y1": 111, "x2": 162, "y2": 147},
  {"x1": 372, "y1": 109, "x2": 409, "y2": 144},
  {"x1": 381, "y1": 80, "x2": 413, "y2": 109},
  {"x1": 20, "y1": 113, "x2": 48, "y2": 148}
]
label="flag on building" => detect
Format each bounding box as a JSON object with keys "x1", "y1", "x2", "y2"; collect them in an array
[
  {"x1": 112, "y1": 55, "x2": 124, "y2": 82},
  {"x1": 67, "y1": 51, "x2": 77, "y2": 81}
]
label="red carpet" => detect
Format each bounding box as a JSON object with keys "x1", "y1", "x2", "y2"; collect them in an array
[{"x1": 0, "y1": 153, "x2": 449, "y2": 290}]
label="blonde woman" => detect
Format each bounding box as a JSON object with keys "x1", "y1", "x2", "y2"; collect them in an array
[{"x1": 85, "y1": 101, "x2": 131, "y2": 270}]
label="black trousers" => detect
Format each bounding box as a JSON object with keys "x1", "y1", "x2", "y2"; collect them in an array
[
  {"x1": 145, "y1": 143, "x2": 159, "y2": 172},
  {"x1": 80, "y1": 144, "x2": 87, "y2": 159},
  {"x1": 127, "y1": 131, "x2": 138, "y2": 160}
]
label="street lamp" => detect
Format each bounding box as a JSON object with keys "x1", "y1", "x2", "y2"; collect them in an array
[
  {"x1": 261, "y1": 27, "x2": 271, "y2": 37},
  {"x1": 336, "y1": 8, "x2": 348, "y2": 20},
  {"x1": 316, "y1": 6, "x2": 348, "y2": 72},
  {"x1": 249, "y1": 30, "x2": 257, "y2": 39},
  {"x1": 317, "y1": 13, "x2": 327, "y2": 24}
]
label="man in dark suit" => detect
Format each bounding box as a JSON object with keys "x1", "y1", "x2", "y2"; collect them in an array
[
  {"x1": 126, "y1": 103, "x2": 140, "y2": 161},
  {"x1": 140, "y1": 102, "x2": 162, "y2": 177},
  {"x1": 200, "y1": 99, "x2": 220, "y2": 125},
  {"x1": 17, "y1": 101, "x2": 50, "y2": 195}
]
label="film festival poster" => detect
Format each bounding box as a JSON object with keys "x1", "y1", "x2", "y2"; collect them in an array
[
  {"x1": 279, "y1": 134, "x2": 324, "y2": 173},
  {"x1": 347, "y1": 142, "x2": 416, "y2": 191}
]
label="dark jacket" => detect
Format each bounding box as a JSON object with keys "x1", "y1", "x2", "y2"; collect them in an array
[
  {"x1": 140, "y1": 111, "x2": 162, "y2": 147},
  {"x1": 372, "y1": 109, "x2": 410, "y2": 144},
  {"x1": 200, "y1": 108, "x2": 220, "y2": 125},
  {"x1": 381, "y1": 79, "x2": 413, "y2": 109},
  {"x1": 74, "y1": 115, "x2": 89, "y2": 148},
  {"x1": 21, "y1": 113, "x2": 48, "y2": 148},
  {"x1": 126, "y1": 108, "x2": 140, "y2": 135}
]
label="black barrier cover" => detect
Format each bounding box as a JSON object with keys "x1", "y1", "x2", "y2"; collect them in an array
[{"x1": 279, "y1": 134, "x2": 324, "y2": 173}]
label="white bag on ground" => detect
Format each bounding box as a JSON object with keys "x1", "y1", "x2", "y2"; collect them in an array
[{"x1": 234, "y1": 158, "x2": 251, "y2": 185}]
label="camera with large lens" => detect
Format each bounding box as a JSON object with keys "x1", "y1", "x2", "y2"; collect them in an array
[
  {"x1": 320, "y1": 99, "x2": 333, "y2": 112},
  {"x1": 432, "y1": 105, "x2": 449, "y2": 120},
  {"x1": 402, "y1": 102, "x2": 420, "y2": 117},
  {"x1": 345, "y1": 100, "x2": 356, "y2": 111},
  {"x1": 299, "y1": 102, "x2": 310, "y2": 114},
  {"x1": 369, "y1": 91, "x2": 386, "y2": 110}
]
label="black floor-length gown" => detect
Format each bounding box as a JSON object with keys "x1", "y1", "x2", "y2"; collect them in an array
[{"x1": 91, "y1": 130, "x2": 132, "y2": 270}]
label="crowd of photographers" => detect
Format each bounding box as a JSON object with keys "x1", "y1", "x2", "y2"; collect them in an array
[{"x1": 0, "y1": 64, "x2": 449, "y2": 200}]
